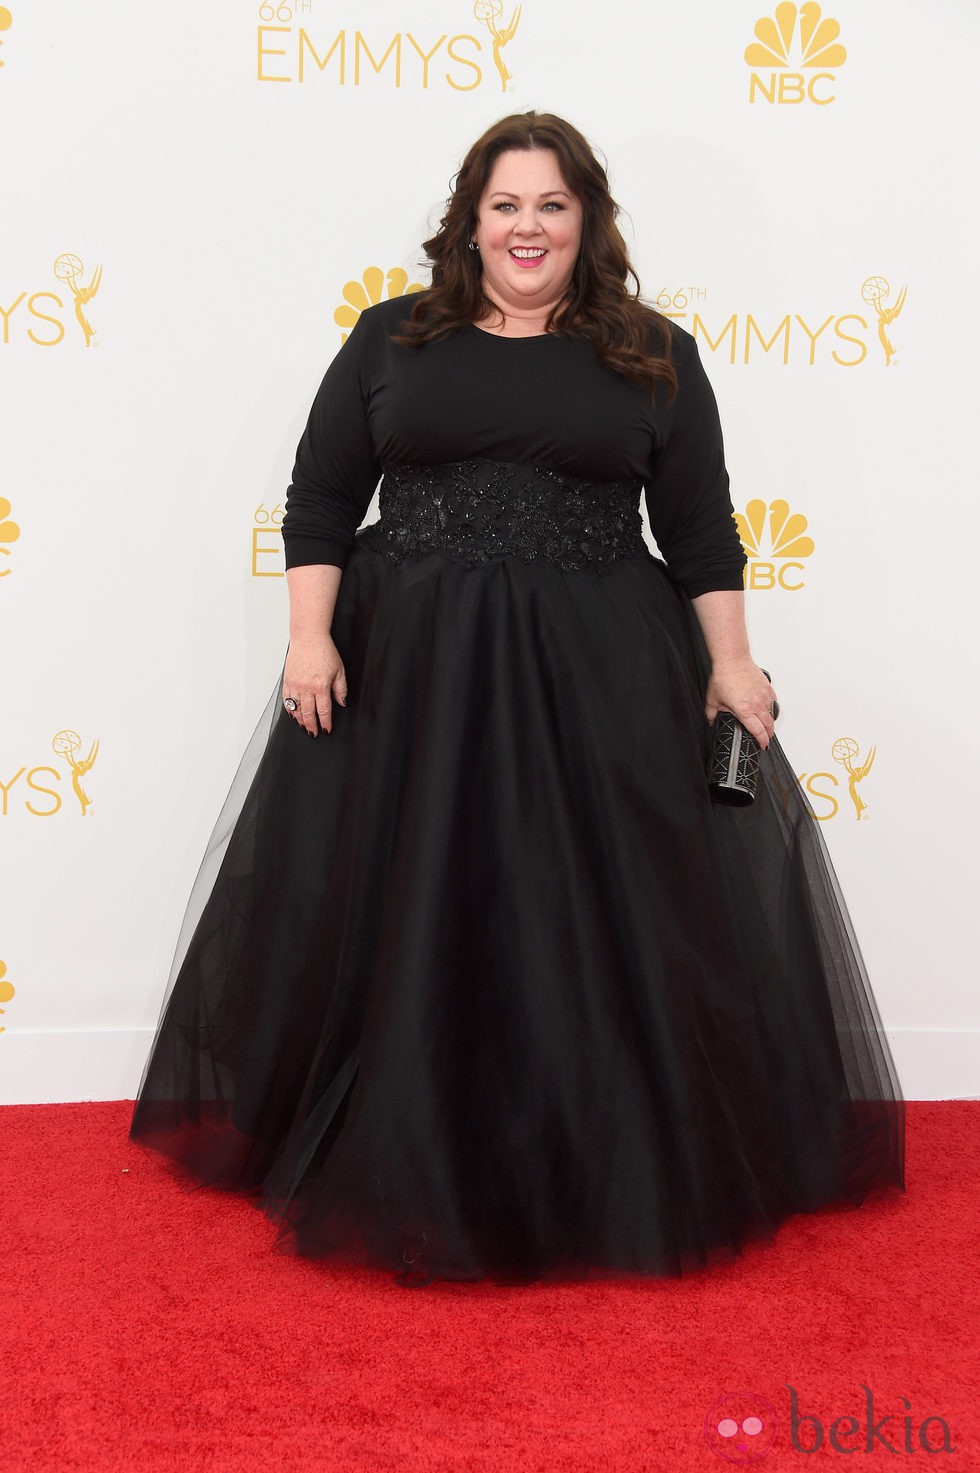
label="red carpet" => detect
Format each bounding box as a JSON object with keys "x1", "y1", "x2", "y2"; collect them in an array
[{"x1": 0, "y1": 1101, "x2": 976, "y2": 1471}]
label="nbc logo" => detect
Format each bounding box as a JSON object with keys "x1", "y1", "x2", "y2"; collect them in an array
[
  {"x1": 0, "y1": 497, "x2": 20, "y2": 576},
  {"x1": 334, "y1": 266, "x2": 425, "y2": 343},
  {"x1": 745, "y1": 2, "x2": 846, "y2": 105},
  {"x1": 735, "y1": 499, "x2": 814, "y2": 590},
  {"x1": 0, "y1": 958, "x2": 13, "y2": 1034}
]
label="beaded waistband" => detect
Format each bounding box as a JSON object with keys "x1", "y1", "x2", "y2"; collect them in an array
[{"x1": 375, "y1": 459, "x2": 645, "y2": 573}]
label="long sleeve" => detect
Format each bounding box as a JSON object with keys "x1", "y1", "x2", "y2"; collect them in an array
[
  {"x1": 643, "y1": 328, "x2": 747, "y2": 600},
  {"x1": 281, "y1": 311, "x2": 382, "y2": 571}
]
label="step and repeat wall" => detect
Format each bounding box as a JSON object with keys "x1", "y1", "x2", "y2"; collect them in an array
[{"x1": 1, "y1": 1, "x2": 976, "y2": 1100}]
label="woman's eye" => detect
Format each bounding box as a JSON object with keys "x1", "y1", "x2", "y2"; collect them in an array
[{"x1": 490, "y1": 201, "x2": 565, "y2": 213}]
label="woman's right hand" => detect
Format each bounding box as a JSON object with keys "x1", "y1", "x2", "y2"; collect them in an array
[{"x1": 282, "y1": 635, "x2": 348, "y2": 736}]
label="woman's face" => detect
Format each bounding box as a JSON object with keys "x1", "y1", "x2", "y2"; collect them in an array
[{"x1": 472, "y1": 148, "x2": 583, "y2": 317}]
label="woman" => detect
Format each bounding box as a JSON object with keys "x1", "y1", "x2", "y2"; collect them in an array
[{"x1": 130, "y1": 112, "x2": 905, "y2": 1287}]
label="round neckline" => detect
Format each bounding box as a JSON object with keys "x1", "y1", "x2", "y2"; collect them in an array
[{"x1": 468, "y1": 324, "x2": 557, "y2": 342}]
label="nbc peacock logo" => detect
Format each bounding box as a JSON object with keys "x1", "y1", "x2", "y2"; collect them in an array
[
  {"x1": 0, "y1": 8, "x2": 12, "y2": 70},
  {"x1": 745, "y1": 2, "x2": 847, "y2": 105},
  {"x1": 0, "y1": 958, "x2": 13, "y2": 1034},
  {"x1": 334, "y1": 266, "x2": 426, "y2": 344},
  {"x1": 0, "y1": 497, "x2": 20, "y2": 576},
  {"x1": 735, "y1": 499, "x2": 815, "y2": 590}
]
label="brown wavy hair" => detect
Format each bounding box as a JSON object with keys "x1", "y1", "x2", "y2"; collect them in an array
[{"x1": 393, "y1": 111, "x2": 677, "y2": 398}]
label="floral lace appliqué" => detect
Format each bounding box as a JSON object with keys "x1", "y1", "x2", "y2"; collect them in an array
[{"x1": 376, "y1": 460, "x2": 645, "y2": 574}]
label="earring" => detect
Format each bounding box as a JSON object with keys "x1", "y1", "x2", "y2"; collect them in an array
[{"x1": 468, "y1": 240, "x2": 479, "y2": 252}]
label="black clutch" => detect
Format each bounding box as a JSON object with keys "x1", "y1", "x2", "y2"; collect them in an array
[{"x1": 706, "y1": 670, "x2": 777, "y2": 807}]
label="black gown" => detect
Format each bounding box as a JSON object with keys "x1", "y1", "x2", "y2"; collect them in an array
[{"x1": 129, "y1": 296, "x2": 905, "y2": 1286}]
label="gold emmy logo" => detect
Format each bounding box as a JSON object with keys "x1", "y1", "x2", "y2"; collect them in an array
[
  {"x1": 252, "y1": 501, "x2": 284, "y2": 578},
  {"x1": 52, "y1": 729, "x2": 98, "y2": 816},
  {"x1": 0, "y1": 497, "x2": 20, "y2": 576},
  {"x1": 474, "y1": 0, "x2": 521, "y2": 90},
  {"x1": 334, "y1": 266, "x2": 425, "y2": 343},
  {"x1": 792, "y1": 732, "x2": 877, "y2": 821},
  {"x1": 832, "y1": 736, "x2": 875, "y2": 820},
  {"x1": 53, "y1": 253, "x2": 102, "y2": 347},
  {"x1": 256, "y1": 5, "x2": 513, "y2": 90},
  {"x1": 0, "y1": 8, "x2": 12, "y2": 69},
  {"x1": 745, "y1": 2, "x2": 846, "y2": 104},
  {"x1": 0, "y1": 959, "x2": 13, "y2": 1034},
  {"x1": 680, "y1": 285, "x2": 906, "y2": 368},
  {"x1": 735, "y1": 498, "x2": 814, "y2": 590},
  {"x1": 861, "y1": 276, "x2": 907, "y2": 366}
]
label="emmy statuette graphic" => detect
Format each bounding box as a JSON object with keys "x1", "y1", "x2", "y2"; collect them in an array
[
  {"x1": 53, "y1": 253, "x2": 103, "y2": 348},
  {"x1": 832, "y1": 736, "x2": 876, "y2": 820},
  {"x1": 52, "y1": 729, "x2": 99, "y2": 816},
  {"x1": 862, "y1": 276, "x2": 907, "y2": 366},
  {"x1": 474, "y1": 0, "x2": 521, "y2": 91}
]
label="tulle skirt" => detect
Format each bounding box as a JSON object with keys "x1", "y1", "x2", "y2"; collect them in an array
[{"x1": 129, "y1": 516, "x2": 905, "y2": 1286}]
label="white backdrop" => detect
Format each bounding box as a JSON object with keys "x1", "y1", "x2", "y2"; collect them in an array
[{"x1": 1, "y1": 0, "x2": 976, "y2": 1101}]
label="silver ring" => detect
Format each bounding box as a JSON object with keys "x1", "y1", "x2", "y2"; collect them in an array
[{"x1": 284, "y1": 697, "x2": 299, "y2": 712}]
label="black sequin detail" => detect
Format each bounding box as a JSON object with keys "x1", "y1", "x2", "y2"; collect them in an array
[{"x1": 376, "y1": 460, "x2": 646, "y2": 573}]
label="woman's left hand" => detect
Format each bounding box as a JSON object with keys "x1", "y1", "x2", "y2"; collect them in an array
[{"x1": 705, "y1": 660, "x2": 778, "y2": 750}]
